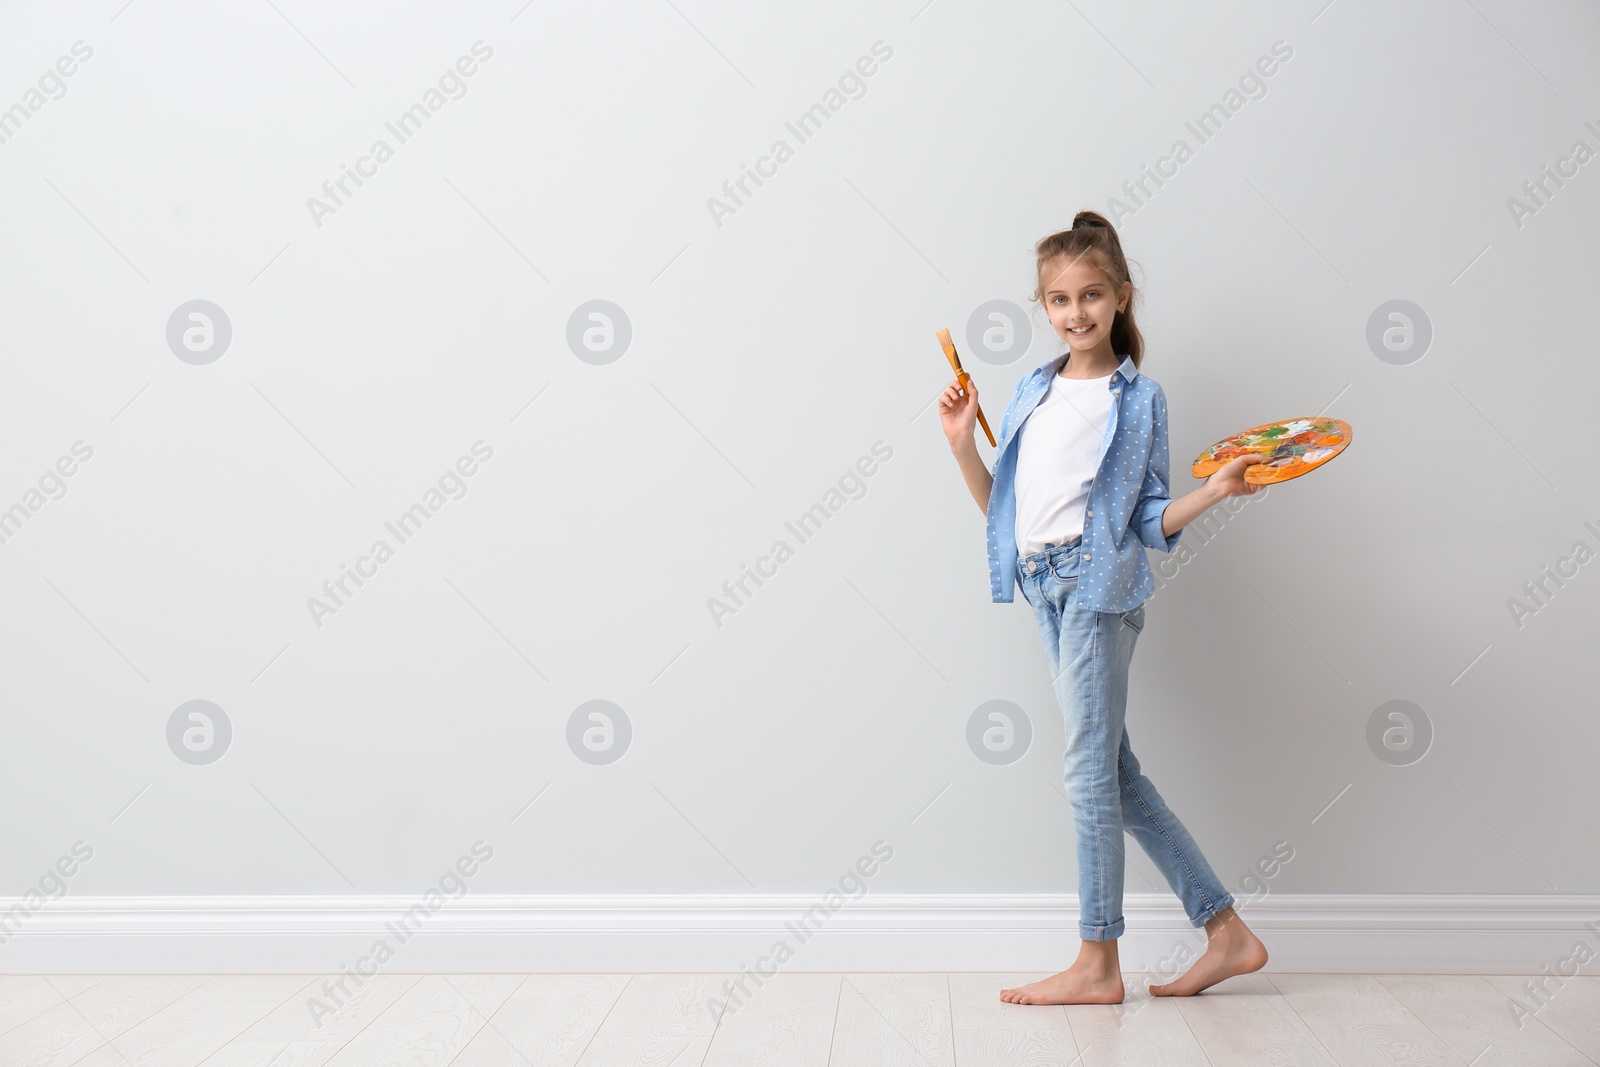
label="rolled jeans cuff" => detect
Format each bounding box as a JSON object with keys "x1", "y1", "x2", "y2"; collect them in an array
[
  {"x1": 1191, "y1": 892, "x2": 1237, "y2": 929},
  {"x1": 1079, "y1": 915, "x2": 1126, "y2": 941}
]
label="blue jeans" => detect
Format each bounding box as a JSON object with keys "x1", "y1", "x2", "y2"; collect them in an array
[{"x1": 1018, "y1": 536, "x2": 1235, "y2": 941}]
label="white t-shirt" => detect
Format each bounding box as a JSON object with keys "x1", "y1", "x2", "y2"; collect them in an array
[{"x1": 1013, "y1": 369, "x2": 1116, "y2": 558}]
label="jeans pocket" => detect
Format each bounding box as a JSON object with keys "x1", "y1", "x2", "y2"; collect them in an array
[
  {"x1": 1121, "y1": 604, "x2": 1146, "y2": 634},
  {"x1": 1049, "y1": 556, "x2": 1079, "y2": 582}
]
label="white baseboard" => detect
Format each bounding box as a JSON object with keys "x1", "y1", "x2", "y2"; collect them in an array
[{"x1": 3, "y1": 893, "x2": 1596, "y2": 975}]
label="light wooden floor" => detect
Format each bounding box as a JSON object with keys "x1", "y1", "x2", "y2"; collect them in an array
[{"x1": 1, "y1": 971, "x2": 1596, "y2": 1066}]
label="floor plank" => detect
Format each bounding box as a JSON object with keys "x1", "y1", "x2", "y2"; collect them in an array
[
  {"x1": 197, "y1": 1041, "x2": 350, "y2": 1067},
  {"x1": 831, "y1": 976, "x2": 954, "y2": 1067},
  {"x1": 953, "y1": 1028, "x2": 1082, "y2": 1067},
  {"x1": 69, "y1": 975, "x2": 312, "y2": 1066},
  {"x1": 572, "y1": 973, "x2": 728, "y2": 1067},
  {"x1": 1479, "y1": 974, "x2": 1600, "y2": 1061},
  {"x1": 1378, "y1": 973, "x2": 1600, "y2": 1067},
  {"x1": 1171, "y1": 972, "x2": 1341, "y2": 1066},
  {"x1": 41, "y1": 976, "x2": 107, "y2": 1000},
  {"x1": 320, "y1": 974, "x2": 524, "y2": 1067},
  {"x1": 1266, "y1": 973, "x2": 1469, "y2": 1066},
  {"x1": 450, "y1": 973, "x2": 630, "y2": 1067},
  {"x1": 1067, "y1": 972, "x2": 1209, "y2": 1066},
  {"x1": 702, "y1": 972, "x2": 839, "y2": 1067},
  {"x1": 0, "y1": 976, "x2": 68, "y2": 1035},
  {"x1": 233, "y1": 973, "x2": 421, "y2": 1044},
  {"x1": 0, "y1": 975, "x2": 210, "y2": 1067}
]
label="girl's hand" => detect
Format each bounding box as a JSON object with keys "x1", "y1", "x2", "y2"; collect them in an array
[
  {"x1": 1206, "y1": 453, "x2": 1270, "y2": 498},
  {"x1": 937, "y1": 375, "x2": 979, "y2": 447}
]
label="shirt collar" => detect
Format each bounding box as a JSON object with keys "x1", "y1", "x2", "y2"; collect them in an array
[{"x1": 1040, "y1": 351, "x2": 1139, "y2": 385}]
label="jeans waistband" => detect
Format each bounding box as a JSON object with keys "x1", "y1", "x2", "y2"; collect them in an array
[{"x1": 1017, "y1": 534, "x2": 1083, "y2": 574}]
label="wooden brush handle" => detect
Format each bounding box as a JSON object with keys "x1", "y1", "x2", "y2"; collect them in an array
[{"x1": 936, "y1": 329, "x2": 997, "y2": 448}]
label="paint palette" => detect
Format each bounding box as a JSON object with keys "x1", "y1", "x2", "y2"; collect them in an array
[{"x1": 1191, "y1": 417, "x2": 1352, "y2": 485}]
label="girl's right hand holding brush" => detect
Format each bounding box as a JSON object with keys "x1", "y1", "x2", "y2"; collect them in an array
[{"x1": 938, "y1": 376, "x2": 980, "y2": 448}]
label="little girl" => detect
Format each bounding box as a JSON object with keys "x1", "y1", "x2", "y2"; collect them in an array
[{"x1": 939, "y1": 210, "x2": 1270, "y2": 1005}]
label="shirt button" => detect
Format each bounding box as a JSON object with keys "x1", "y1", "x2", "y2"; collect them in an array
[{"x1": 1083, "y1": 555, "x2": 1090, "y2": 561}]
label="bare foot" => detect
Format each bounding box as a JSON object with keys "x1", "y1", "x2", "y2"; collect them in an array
[
  {"x1": 1148, "y1": 907, "x2": 1268, "y2": 996},
  {"x1": 1000, "y1": 944, "x2": 1124, "y2": 1005}
]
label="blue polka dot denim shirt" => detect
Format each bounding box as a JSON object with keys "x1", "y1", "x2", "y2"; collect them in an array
[{"x1": 985, "y1": 351, "x2": 1183, "y2": 611}]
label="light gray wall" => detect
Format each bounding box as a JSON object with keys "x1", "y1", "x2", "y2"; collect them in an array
[{"x1": 2, "y1": 0, "x2": 1596, "y2": 904}]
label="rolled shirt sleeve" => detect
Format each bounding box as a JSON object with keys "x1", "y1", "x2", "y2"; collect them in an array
[{"x1": 1132, "y1": 386, "x2": 1183, "y2": 553}]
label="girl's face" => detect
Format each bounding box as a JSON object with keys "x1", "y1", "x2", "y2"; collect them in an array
[{"x1": 1040, "y1": 254, "x2": 1130, "y2": 359}]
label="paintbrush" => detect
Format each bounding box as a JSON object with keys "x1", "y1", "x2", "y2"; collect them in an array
[{"x1": 935, "y1": 328, "x2": 996, "y2": 448}]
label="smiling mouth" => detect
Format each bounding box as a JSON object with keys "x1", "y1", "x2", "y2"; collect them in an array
[{"x1": 1067, "y1": 324, "x2": 1093, "y2": 335}]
